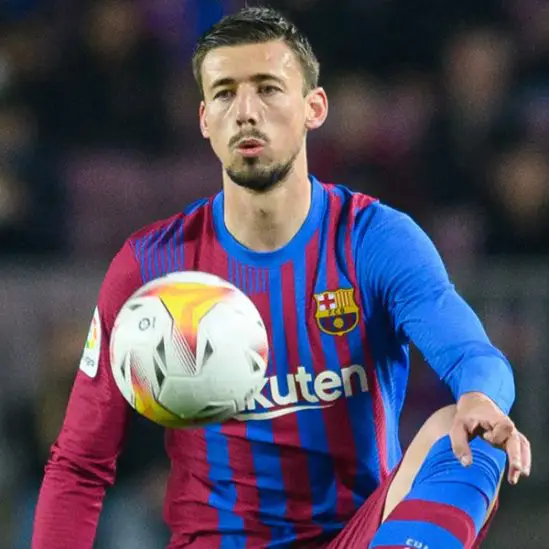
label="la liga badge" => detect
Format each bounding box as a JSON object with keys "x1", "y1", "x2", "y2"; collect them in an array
[{"x1": 79, "y1": 307, "x2": 102, "y2": 378}]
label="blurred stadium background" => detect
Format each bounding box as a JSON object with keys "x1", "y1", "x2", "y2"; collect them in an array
[{"x1": 0, "y1": 0, "x2": 548, "y2": 547}]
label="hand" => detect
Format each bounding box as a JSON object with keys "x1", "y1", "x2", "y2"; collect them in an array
[{"x1": 450, "y1": 392, "x2": 531, "y2": 485}]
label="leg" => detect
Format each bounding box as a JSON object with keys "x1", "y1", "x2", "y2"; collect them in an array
[
  {"x1": 372, "y1": 404, "x2": 505, "y2": 548},
  {"x1": 327, "y1": 405, "x2": 504, "y2": 549}
]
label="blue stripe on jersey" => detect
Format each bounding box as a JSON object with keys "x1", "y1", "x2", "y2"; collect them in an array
[
  {"x1": 134, "y1": 221, "x2": 186, "y2": 282},
  {"x1": 139, "y1": 232, "x2": 150, "y2": 281},
  {"x1": 260, "y1": 269, "x2": 267, "y2": 293},
  {"x1": 228, "y1": 261, "x2": 282, "y2": 542},
  {"x1": 246, "y1": 266, "x2": 253, "y2": 293},
  {"x1": 312, "y1": 232, "x2": 352, "y2": 525},
  {"x1": 133, "y1": 235, "x2": 145, "y2": 281},
  {"x1": 200, "y1": 256, "x2": 245, "y2": 546},
  {"x1": 229, "y1": 257, "x2": 236, "y2": 288},
  {"x1": 229, "y1": 258, "x2": 244, "y2": 296},
  {"x1": 332, "y1": 186, "x2": 386, "y2": 498},
  {"x1": 263, "y1": 268, "x2": 293, "y2": 545},
  {"x1": 240, "y1": 262, "x2": 247, "y2": 293},
  {"x1": 183, "y1": 198, "x2": 209, "y2": 216},
  {"x1": 196, "y1": 258, "x2": 246, "y2": 547},
  {"x1": 245, "y1": 420, "x2": 280, "y2": 542},
  {"x1": 245, "y1": 264, "x2": 249, "y2": 293},
  {"x1": 364, "y1": 319, "x2": 405, "y2": 473},
  {"x1": 152, "y1": 229, "x2": 163, "y2": 278},
  {"x1": 239, "y1": 260, "x2": 283, "y2": 543},
  {"x1": 167, "y1": 224, "x2": 174, "y2": 273},
  {"x1": 240, "y1": 262, "x2": 246, "y2": 292},
  {"x1": 231, "y1": 260, "x2": 242, "y2": 289},
  {"x1": 252, "y1": 268, "x2": 258, "y2": 293},
  {"x1": 292, "y1": 244, "x2": 339, "y2": 531},
  {"x1": 144, "y1": 232, "x2": 155, "y2": 281},
  {"x1": 335, "y1": 190, "x2": 403, "y2": 476},
  {"x1": 151, "y1": 231, "x2": 161, "y2": 279},
  {"x1": 229, "y1": 257, "x2": 254, "y2": 295},
  {"x1": 204, "y1": 424, "x2": 246, "y2": 549},
  {"x1": 176, "y1": 217, "x2": 184, "y2": 271},
  {"x1": 161, "y1": 232, "x2": 169, "y2": 275}
]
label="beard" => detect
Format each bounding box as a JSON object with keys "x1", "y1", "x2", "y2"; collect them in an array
[{"x1": 226, "y1": 151, "x2": 298, "y2": 193}]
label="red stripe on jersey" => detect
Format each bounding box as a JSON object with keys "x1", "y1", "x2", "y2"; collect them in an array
[
  {"x1": 321, "y1": 190, "x2": 358, "y2": 520},
  {"x1": 273, "y1": 260, "x2": 317, "y2": 528},
  {"x1": 221, "y1": 423, "x2": 267, "y2": 548},
  {"x1": 304, "y1": 231, "x2": 321, "y2": 314},
  {"x1": 345, "y1": 194, "x2": 389, "y2": 480},
  {"x1": 244, "y1": 267, "x2": 273, "y2": 548},
  {"x1": 305, "y1": 230, "x2": 352, "y2": 523},
  {"x1": 182, "y1": 198, "x2": 216, "y2": 271},
  {"x1": 203, "y1": 202, "x2": 272, "y2": 547},
  {"x1": 164, "y1": 202, "x2": 228, "y2": 546},
  {"x1": 305, "y1": 231, "x2": 356, "y2": 523},
  {"x1": 164, "y1": 430, "x2": 220, "y2": 545}
]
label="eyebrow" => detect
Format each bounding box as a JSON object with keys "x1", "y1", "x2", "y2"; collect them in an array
[{"x1": 210, "y1": 73, "x2": 285, "y2": 91}]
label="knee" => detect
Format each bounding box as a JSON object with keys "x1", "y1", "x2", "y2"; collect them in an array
[
  {"x1": 420, "y1": 404, "x2": 457, "y2": 443},
  {"x1": 383, "y1": 405, "x2": 457, "y2": 519},
  {"x1": 408, "y1": 405, "x2": 457, "y2": 462}
]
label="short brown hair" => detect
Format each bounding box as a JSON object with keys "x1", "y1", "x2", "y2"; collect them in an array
[{"x1": 192, "y1": 7, "x2": 320, "y2": 97}]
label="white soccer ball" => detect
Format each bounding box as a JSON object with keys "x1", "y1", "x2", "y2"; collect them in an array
[{"x1": 110, "y1": 271, "x2": 269, "y2": 428}]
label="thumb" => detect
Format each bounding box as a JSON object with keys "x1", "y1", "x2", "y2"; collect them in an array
[{"x1": 449, "y1": 419, "x2": 473, "y2": 466}]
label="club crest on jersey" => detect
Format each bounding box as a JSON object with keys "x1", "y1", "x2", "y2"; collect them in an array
[{"x1": 313, "y1": 288, "x2": 359, "y2": 336}]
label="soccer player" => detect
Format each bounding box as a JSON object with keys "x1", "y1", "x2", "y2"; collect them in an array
[{"x1": 32, "y1": 7, "x2": 531, "y2": 549}]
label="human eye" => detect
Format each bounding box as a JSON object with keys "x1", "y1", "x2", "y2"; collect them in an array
[
  {"x1": 258, "y1": 84, "x2": 281, "y2": 96},
  {"x1": 214, "y1": 89, "x2": 234, "y2": 101}
]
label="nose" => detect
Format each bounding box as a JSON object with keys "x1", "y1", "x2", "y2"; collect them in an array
[{"x1": 234, "y1": 86, "x2": 260, "y2": 127}]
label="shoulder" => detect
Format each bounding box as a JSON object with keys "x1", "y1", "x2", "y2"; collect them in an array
[
  {"x1": 351, "y1": 202, "x2": 446, "y2": 294},
  {"x1": 99, "y1": 197, "x2": 212, "y2": 320},
  {"x1": 353, "y1": 200, "x2": 437, "y2": 266},
  {"x1": 320, "y1": 181, "x2": 379, "y2": 213},
  {"x1": 126, "y1": 197, "x2": 211, "y2": 252},
  {"x1": 313, "y1": 179, "x2": 426, "y2": 247},
  {"x1": 320, "y1": 181, "x2": 410, "y2": 234}
]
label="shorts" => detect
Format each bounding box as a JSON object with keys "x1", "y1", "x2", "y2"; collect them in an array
[
  {"x1": 168, "y1": 465, "x2": 498, "y2": 548},
  {"x1": 324, "y1": 464, "x2": 498, "y2": 549}
]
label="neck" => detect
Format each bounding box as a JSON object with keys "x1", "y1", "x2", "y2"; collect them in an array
[{"x1": 222, "y1": 161, "x2": 311, "y2": 252}]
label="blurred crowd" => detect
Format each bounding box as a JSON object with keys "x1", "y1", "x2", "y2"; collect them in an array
[
  {"x1": 1, "y1": 0, "x2": 548, "y2": 264},
  {"x1": 1, "y1": 1, "x2": 548, "y2": 547}
]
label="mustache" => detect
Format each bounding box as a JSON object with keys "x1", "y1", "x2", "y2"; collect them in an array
[{"x1": 229, "y1": 130, "x2": 269, "y2": 148}]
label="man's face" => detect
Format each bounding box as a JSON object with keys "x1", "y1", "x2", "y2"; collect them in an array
[{"x1": 199, "y1": 40, "x2": 326, "y2": 192}]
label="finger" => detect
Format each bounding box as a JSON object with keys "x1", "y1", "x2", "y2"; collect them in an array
[
  {"x1": 464, "y1": 416, "x2": 483, "y2": 437},
  {"x1": 467, "y1": 417, "x2": 500, "y2": 443},
  {"x1": 483, "y1": 431, "x2": 495, "y2": 444},
  {"x1": 519, "y1": 432, "x2": 532, "y2": 477},
  {"x1": 478, "y1": 418, "x2": 497, "y2": 443},
  {"x1": 505, "y1": 431, "x2": 523, "y2": 485},
  {"x1": 449, "y1": 420, "x2": 473, "y2": 466},
  {"x1": 483, "y1": 420, "x2": 514, "y2": 447},
  {"x1": 465, "y1": 417, "x2": 497, "y2": 446}
]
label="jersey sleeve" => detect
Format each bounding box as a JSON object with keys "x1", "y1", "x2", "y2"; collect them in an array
[
  {"x1": 32, "y1": 240, "x2": 143, "y2": 549},
  {"x1": 356, "y1": 203, "x2": 515, "y2": 414}
]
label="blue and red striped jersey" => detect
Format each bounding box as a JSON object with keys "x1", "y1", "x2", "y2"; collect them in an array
[{"x1": 33, "y1": 176, "x2": 514, "y2": 549}]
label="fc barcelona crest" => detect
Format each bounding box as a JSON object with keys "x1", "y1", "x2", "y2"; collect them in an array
[{"x1": 313, "y1": 288, "x2": 360, "y2": 336}]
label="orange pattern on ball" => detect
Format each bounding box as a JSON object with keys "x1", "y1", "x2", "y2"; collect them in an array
[{"x1": 141, "y1": 282, "x2": 234, "y2": 354}]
